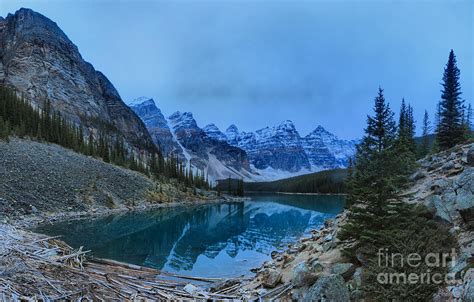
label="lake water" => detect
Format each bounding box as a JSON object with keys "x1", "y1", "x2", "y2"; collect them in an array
[{"x1": 35, "y1": 194, "x2": 345, "y2": 278}]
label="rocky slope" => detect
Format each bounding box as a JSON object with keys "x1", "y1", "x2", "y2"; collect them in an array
[
  {"x1": 403, "y1": 142, "x2": 474, "y2": 301},
  {"x1": 231, "y1": 142, "x2": 474, "y2": 301},
  {"x1": 0, "y1": 138, "x2": 212, "y2": 226},
  {"x1": 0, "y1": 138, "x2": 153, "y2": 219},
  {"x1": 0, "y1": 8, "x2": 154, "y2": 151}
]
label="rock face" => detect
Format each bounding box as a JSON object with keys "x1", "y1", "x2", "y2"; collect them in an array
[
  {"x1": 0, "y1": 8, "x2": 154, "y2": 151},
  {"x1": 408, "y1": 143, "x2": 474, "y2": 224},
  {"x1": 229, "y1": 121, "x2": 311, "y2": 172},
  {"x1": 467, "y1": 145, "x2": 474, "y2": 167},
  {"x1": 202, "y1": 124, "x2": 227, "y2": 142},
  {"x1": 405, "y1": 142, "x2": 474, "y2": 300},
  {"x1": 130, "y1": 97, "x2": 183, "y2": 158},
  {"x1": 303, "y1": 126, "x2": 357, "y2": 168},
  {"x1": 130, "y1": 99, "x2": 252, "y2": 180}
]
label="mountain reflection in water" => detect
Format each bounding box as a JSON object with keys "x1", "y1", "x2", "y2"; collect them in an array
[{"x1": 35, "y1": 194, "x2": 345, "y2": 278}]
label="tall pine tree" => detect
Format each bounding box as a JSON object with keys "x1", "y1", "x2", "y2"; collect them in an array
[
  {"x1": 419, "y1": 110, "x2": 431, "y2": 157},
  {"x1": 340, "y1": 88, "x2": 415, "y2": 254},
  {"x1": 436, "y1": 50, "x2": 465, "y2": 149}
]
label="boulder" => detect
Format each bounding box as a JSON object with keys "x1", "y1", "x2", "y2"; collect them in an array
[
  {"x1": 467, "y1": 145, "x2": 474, "y2": 167},
  {"x1": 425, "y1": 195, "x2": 454, "y2": 223},
  {"x1": 260, "y1": 268, "x2": 282, "y2": 288},
  {"x1": 324, "y1": 234, "x2": 333, "y2": 242},
  {"x1": 456, "y1": 168, "x2": 474, "y2": 188},
  {"x1": 410, "y1": 171, "x2": 427, "y2": 181},
  {"x1": 457, "y1": 189, "x2": 474, "y2": 210},
  {"x1": 442, "y1": 161, "x2": 455, "y2": 171},
  {"x1": 463, "y1": 280, "x2": 474, "y2": 302},
  {"x1": 331, "y1": 263, "x2": 356, "y2": 281},
  {"x1": 309, "y1": 259, "x2": 324, "y2": 273},
  {"x1": 292, "y1": 262, "x2": 317, "y2": 287},
  {"x1": 304, "y1": 274, "x2": 349, "y2": 302},
  {"x1": 430, "y1": 178, "x2": 450, "y2": 194}
]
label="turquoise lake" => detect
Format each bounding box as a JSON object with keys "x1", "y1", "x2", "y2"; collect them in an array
[{"x1": 35, "y1": 194, "x2": 345, "y2": 278}]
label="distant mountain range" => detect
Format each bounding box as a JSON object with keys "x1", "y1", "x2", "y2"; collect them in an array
[{"x1": 130, "y1": 98, "x2": 357, "y2": 181}]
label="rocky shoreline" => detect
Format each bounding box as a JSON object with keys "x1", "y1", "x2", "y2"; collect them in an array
[
  {"x1": 228, "y1": 210, "x2": 359, "y2": 301},
  {"x1": 6, "y1": 194, "x2": 249, "y2": 230},
  {"x1": 221, "y1": 142, "x2": 474, "y2": 301}
]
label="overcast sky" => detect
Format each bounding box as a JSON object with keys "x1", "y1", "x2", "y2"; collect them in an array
[{"x1": 1, "y1": 0, "x2": 472, "y2": 139}]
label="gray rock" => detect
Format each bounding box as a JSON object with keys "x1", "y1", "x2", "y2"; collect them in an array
[
  {"x1": 449, "y1": 285, "x2": 463, "y2": 299},
  {"x1": 323, "y1": 241, "x2": 333, "y2": 252},
  {"x1": 442, "y1": 161, "x2": 455, "y2": 171},
  {"x1": 353, "y1": 267, "x2": 363, "y2": 288},
  {"x1": 457, "y1": 168, "x2": 474, "y2": 193},
  {"x1": 260, "y1": 268, "x2": 282, "y2": 288},
  {"x1": 324, "y1": 234, "x2": 333, "y2": 242},
  {"x1": 464, "y1": 279, "x2": 474, "y2": 302},
  {"x1": 331, "y1": 263, "x2": 356, "y2": 281},
  {"x1": 304, "y1": 274, "x2": 349, "y2": 302},
  {"x1": 410, "y1": 171, "x2": 427, "y2": 181},
  {"x1": 309, "y1": 259, "x2": 324, "y2": 273},
  {"x1": 430, "y1": 178, "x2": 450, "y2": 194},
  {"x1": 457, "y1": 188, "x2": 474, "y2": 210},
  {"x1": 425, "y1": 195, "x2": 454, "y2": 223},
  {"x1": 292, "y1": 262, "x2": 317, "y2": 287},
  {"x1": 467, "y1": 145, "x2": 474, "y2": 167}
]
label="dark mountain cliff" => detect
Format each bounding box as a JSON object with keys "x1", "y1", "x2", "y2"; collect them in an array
[{"x1": 0, "y1": 8, "x2": 155, "y2": 151}]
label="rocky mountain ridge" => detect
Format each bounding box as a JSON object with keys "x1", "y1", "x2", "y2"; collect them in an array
[
  {"x1": 0, "y1": 8, "x2": 154, "y2": 152},
  {"x1": 218, "y1": 121, "x2": 357, "y2": 173},
  {"x1": 131, "y1": 98, "x2": 253, "y2": 181},
  {"x1": 130, "y1": 97, "x2": 357, "y2": 181}
]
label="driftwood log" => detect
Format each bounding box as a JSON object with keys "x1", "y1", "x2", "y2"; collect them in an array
[{"x1": 0, "y1": 224, "x2": 249, "y2": 301}]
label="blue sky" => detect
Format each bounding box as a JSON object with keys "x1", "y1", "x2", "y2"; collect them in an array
[{"x1": 1, "y1": 0, "x2": 472, "y2": 139}]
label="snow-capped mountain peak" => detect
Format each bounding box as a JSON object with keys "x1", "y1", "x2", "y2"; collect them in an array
[
  {"x1": 277, "y1": 120, "x2": 297, "y2": 131},
  {"x1": 307, "y1": 125, "x2": 333, "y2": 138},
  {"x1": 168, "y1": 111, "x2": 198, "y2": 130},
  {"x1": 203, "y1": 124, "x2": 227, "y2": 142},
  {"x1": 225, "y1": 124, "x2": 240, "y2": 145},
  {"x1": 129, "y1": 96, "x2": 156, "y2": 107}
]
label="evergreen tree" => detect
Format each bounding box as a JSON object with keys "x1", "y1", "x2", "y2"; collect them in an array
[
  {"x1": 364, "y1": 87, "x2": 397, "y2": 154},
  {"x1": 419, "y1": 110, "x2": 431, "y2": 157},
  {"x1": 339, "y1": 88, "x2": 415, "y2": 254},
  {"x1": 465, "y1": 103, "x2": 472, "y2": 132},
  {"x1": 397, "y1": 99, "x2": 416, "y2": 153},
  {"x1": 0, "y1": 119, "x2": 10, "y2": 142},
  {"x1": 436, "y1": 50, "x2": 466, "y2": 149}
]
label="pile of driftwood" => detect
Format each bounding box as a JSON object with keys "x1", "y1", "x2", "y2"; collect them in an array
[{"x1": 0, "y1": 224, "x2": 246, "y2": 301}]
